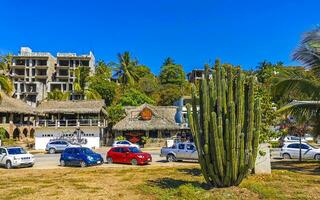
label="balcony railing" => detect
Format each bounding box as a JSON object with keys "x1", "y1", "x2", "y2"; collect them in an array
[{"x1": 36, "y1": 119, "x2": 107, "y2": 128}]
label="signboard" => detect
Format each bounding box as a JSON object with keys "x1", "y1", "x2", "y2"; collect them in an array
[
  {"x1": 140, "y1": 108, "x2": 152, "y2": 120},
  {"x1": 124, "y1": 132, "x2": 145, "y2": 144}
]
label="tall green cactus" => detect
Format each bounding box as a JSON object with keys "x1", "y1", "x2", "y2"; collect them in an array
[{"x1": 187, "y1": 60, "x2": 261, "y2": 187}]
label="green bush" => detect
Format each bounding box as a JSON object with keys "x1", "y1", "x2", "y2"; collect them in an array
[
  {"x1": 115, "y1": 136, "x2": 126, "y2": 141},
  {"x1": 0, "y1": 128, "x2": 8, "y2": 140},
  {"x1": 270, "y1": 141, "x2": 280, "y2": 148},
  {"x1": 141, "y1": 136, "x2": 149, "y2": 144}
]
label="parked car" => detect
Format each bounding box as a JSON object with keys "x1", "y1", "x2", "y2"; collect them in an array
[
  {"x1": 46, "y1": 140, "x2": 80, "y2": 154},
  {"x1": 280, "y1": 142, "x2": 320, "y2": 160},
  {"x1": 304, "y1": 134, "x2": 314, "y2": 142},
  {"x1": 0, "y1": 147, "x2": 34, "y2": 169},
  {"x1": 112, "y1": 140, "x2": 140, "y2": 149},
  {"x1": 160, "y1": 142, "x2": 198, "y2": 162},
  {"x1": 106, "y1": 146, "x2": 152, "y2": 165},
  {"x1": 279, "y1": 135, "x2": 306, "y2": 146},
  {"x1": 60, "y1": 147, "x2": 104, "y2": 167}
]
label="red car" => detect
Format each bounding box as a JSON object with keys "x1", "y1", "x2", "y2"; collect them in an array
[{"x1": 106, "y1": 146, "x2": 152, "y2": 165}]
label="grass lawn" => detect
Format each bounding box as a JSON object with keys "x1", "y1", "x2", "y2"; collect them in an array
[{"x1": 0, "y1": 161, "x2": 319, "y2": 200}]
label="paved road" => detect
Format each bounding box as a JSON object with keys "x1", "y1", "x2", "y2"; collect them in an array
[
  {"x1": 2, "y1": 148, "x2": 282, "y2": 170},
  {"x1": 31, "y1": 149, "x2": 199, "y2": 169}
]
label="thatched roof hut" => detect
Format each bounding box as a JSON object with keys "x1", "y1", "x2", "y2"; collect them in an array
[
  {"x1": 36, "y1": 100, "x2": 106, "y2": 115},
  {"x1": 113, "y1": 103, "x2": 181, "y2": 131},
  {"x1": 0, "y1": 93, "x2": 34, "y2": 114}
]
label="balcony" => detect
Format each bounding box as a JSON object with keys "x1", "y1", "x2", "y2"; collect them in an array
[
  {"x1": 12, "y1": 73, "x2": 25, "y2": 79},
  {"x1": 35, "y1": 74, "x2": 48, "y2": 79},
  {"x1": 11, "y1": 65, "x2": 26, "y2": 69},
  {"x1": 35, "y1": 65, "x2": 49, "y2": 69},
  {"x1": 36, "y1": 119, "x2": 106, "y2": 128},
  {"x1": 56, "y1": 65, "x2": 70, "y2": 69},
  {"x1": 56, "y1": 73, "x2": 69, "y2": 78}
]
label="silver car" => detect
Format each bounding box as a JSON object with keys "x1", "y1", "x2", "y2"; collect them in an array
[
  {"x1": 45, "y1": 140, "x2": 80, "y2": 154},
  {"x1": 280, "y1": 142, "x2": 320, "y2": 160},
  {"x1": 160, "y1": 142, "x2": 198, "y2": 162}
]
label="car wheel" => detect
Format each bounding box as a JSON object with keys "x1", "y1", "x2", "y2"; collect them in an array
[
  {"x1": 80, "y1": 161, "x2": 87, "y2": 168},
  {"x1": 283, "y1": 153, "x2": 291, "y2": 159},
  {"x1": 131, "y1": 159, "x2": 138, "y2": 165},
  {"x1": 107, "y1": 157, "x2": 113, "y2": 164},
  {"x1": 6, "y1": 160, "x2": 12, "y2": 169},
  {"x1": 167, "y1": 154, "x2": 176, "y2": 162},
  {"x1": 49, "y1": 148, "x2": 56, "y2": 154},
  {"x1": 60, "y1": 160, "x2": 66, "y2": 167},
  {"x1": 315, "y1": 154, "x2": 320, "y2": 161}
]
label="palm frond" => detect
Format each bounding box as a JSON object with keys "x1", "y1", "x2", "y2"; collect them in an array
[
  {"x1": 277, "y1": 101, "x2": 320, "y2": 120},
  {"x1": 273, "y1": 78, "x2": 320, "y2": 99},
  {"x1": 293, "y1": 28, "x2": 320, "y2": 74},
  {"x1": 0, "y1": 75, "x2": 13, "y2": 95},
  {"x1": 85, "y1": 88, "x2": 101, "y2": 100}
]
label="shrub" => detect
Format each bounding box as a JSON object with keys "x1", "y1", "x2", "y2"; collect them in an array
[{"x1": 115, "y1": 136, "x2": 126, "y2": 141}]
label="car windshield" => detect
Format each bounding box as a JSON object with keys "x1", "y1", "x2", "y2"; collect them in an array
[
  {"x1": 8, "y1": 148, "x2": 27, "y2": 155},
  {"x1": 129, "y1": 147, "x2": 141, "y2": 153},
  {"x1": 79, "y1": 148, "x2": 94, "y2": 154}
]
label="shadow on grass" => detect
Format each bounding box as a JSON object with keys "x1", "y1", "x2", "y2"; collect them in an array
[
  {"x1": 271, "y1": 160, "x2": 320, "y2": 175},
  {"x1": 147, "y1": 177, "x2": 211, "y2": 190},
  {"x1": 177, "y1": 168, "x2": 202, "y2": 176}
]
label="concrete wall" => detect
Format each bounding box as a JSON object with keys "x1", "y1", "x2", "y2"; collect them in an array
[{"x1": 35, "y1": 126, "x2": 101, "y2": 150}]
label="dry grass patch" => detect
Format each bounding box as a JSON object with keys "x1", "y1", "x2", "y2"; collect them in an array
[{"x1": 0, "y1": 161, "x2": 319, "y2": 200}]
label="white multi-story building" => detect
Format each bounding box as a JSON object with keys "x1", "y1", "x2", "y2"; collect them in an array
[{"x1": 10, "y1": 47, "x2": 95, "y2": 106}]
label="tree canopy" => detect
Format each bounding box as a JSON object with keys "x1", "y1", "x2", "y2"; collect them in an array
[{"x1": 159, "y1": 60, "x2": 186, "y2": 85}]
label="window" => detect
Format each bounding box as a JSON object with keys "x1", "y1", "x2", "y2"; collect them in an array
[
  {"x1": 50, "y1": 141, "x2": 59, "y2": 145},
  {"x1": 287, "y1": 144, "x2": 299, "y2": 149},
  {"x1": 121, "y1": 141, "x2": 130, "y2": 145},
  {"x1": 60, "y1": 141, "x2": 68, "y2": 145},
  {"x1": 178, "y1": 144, "x2": 185, "y2": 150},
  {"x1": 129, "y1": 147, "x2": 141, "y2": 153},
  {"x1": 0, "y1": 148, "x2": 6, "y2": 154},
  {"x1": 121, "y1": 148, "x2": 129, "y2": 153},
  {"x1": 64, "y1": 148, "x2": 72, "y2": 154},
  {"x1": 186, "y1": 144, "x2": 195, "y2": 151},
  {"x1": 112, "y1": 148, "x2": 121, "y2": 152},
  {"x1": 300, "y1": 144, "x2": 310, "y2": 149},
  {"x1": 290, "y1": 136, "x2": 300, "y2": 140},
  {"x1": 80, "y1": 148, "x2": 93, "y2": 154},
  {"x1": 8, "y1": 148, "x2": 26, "y2": 155}
]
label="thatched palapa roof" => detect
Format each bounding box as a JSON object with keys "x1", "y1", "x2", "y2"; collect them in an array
[
  {"x1": 36, "y1": 100, "x2": 106, "y2": 114},
  {"x1": 113, "y1": 103, "x2": 181, "y2": 131},
  {"x1": 0, "y1": 93, "x2": 34, "y2": 114}
]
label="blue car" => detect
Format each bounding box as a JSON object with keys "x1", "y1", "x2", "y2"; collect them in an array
[{"x1": 60, "y1": 147, "x2": 104, "y2": 167}]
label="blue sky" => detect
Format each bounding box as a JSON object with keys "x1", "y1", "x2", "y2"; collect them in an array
[{"x1": 1, "y1": 0, "x2": 319, "y2": 74}]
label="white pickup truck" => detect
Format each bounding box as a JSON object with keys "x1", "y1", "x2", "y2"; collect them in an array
[
  {"x1": 160, "y1": 142, "x2": 198, "y2": 162},
  {"x1": 0, "y1": 147, "x2": 34, "y2": 169}
]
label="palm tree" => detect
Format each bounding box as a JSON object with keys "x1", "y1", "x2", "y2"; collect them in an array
[
  {"x1": 72, "y1": 66, "x2": 101, "y2": 100},
  {"x1": 112, "y1": 52, "x2": 139, "y2": 85},
  {"x1": 47, "y1": 89, "x2": 70, "y2": 100},
  {"x1": 274, "y1": 28, "x2": 320, "y2": 139},
  {"x1": 0, "y1": 54, "x2": 13, "y2": 99}
]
